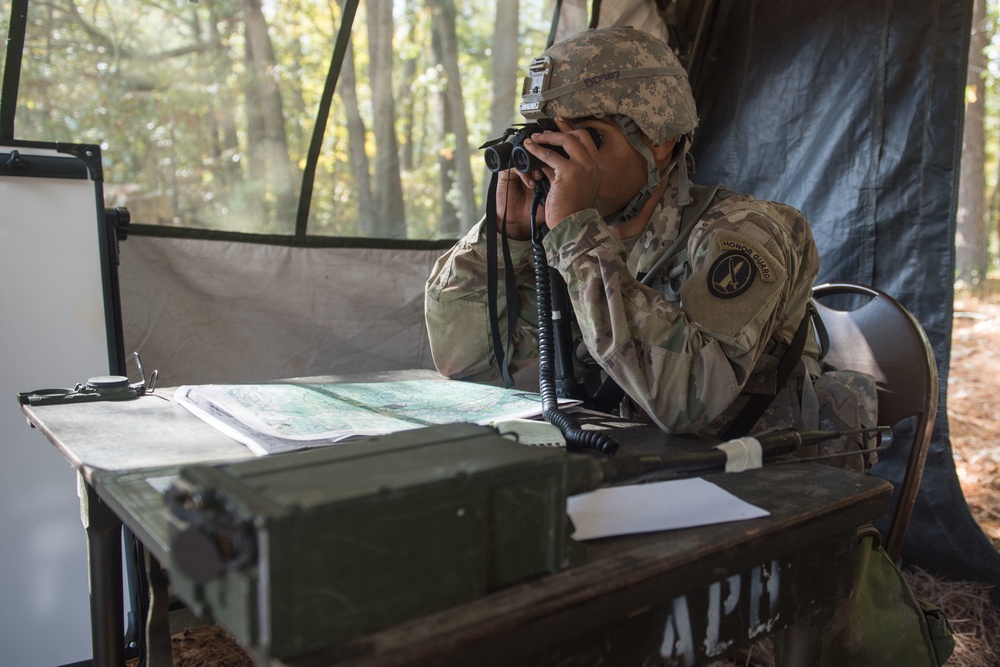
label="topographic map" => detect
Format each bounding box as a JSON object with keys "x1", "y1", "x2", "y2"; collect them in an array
[{"x1": 174, "y1": 380, "x2": 551, "y2": 455}]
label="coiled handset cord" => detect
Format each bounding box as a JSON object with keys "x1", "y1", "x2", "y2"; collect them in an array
[{"x1": 530, "y1": 185, "x2": 618, "y2": 457}]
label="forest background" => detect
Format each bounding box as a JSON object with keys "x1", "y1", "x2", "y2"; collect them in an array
[
  {"x1": 959, "y1": 0, "x2": 1000, "y2": 289},
  {"x1": 0, "y1": 0, "x2": 558, "y2": 239},
  {"x1": 3, "y1": 0, "x2": 1000, "y2": 283}
]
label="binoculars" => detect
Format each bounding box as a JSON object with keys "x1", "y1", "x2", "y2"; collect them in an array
[{"x1": 482, "y1": 119, "x2": 601, "y2": 174}]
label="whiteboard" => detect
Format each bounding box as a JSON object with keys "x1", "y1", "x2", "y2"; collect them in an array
[{"x1": 0, "y1": 140, "x2": 121, "y2": 666}]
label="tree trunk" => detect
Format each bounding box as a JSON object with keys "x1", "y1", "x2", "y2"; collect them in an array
[
  {"x1": 956, "y1": 0, "x2": 989, "y2": 288},
  {"x1": 243, "y1": 30, "x2": 269, "y2": 229},
  {"x1": 490, "y1": 0, "x2": 520, "y2": 136},
  {"x1": 428, "y1": 0, "x2": 478, "y2": 232},
  {"x1": 397, "y1": 4, "x2": 419, "y2": 173},
  {"x1": 207, "y1": 4, "x2": 241, "y2": 193},
  {"x1": 555, "y1": 0, "x2": 590, "y2": 42},
  {"x1": 484, "y1": 0, "x2": 520, "y2": 200},
  {"x1": 241, "y1": 0, "x2": 299, "y2": 228},
  {"x1": 399, "y1": 55, "x2": 418, "y2": 172},
  {"x1": 334, "y1": 0, "x2": 375, "y2": 234},
  {"x1": 366, "y1": 0, "x2": 407, "y2": 238},
  {"x1": 431, "y1": 23, "x2": 460, "y2": 236}
]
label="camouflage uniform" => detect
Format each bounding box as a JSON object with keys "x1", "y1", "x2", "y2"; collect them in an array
[{"x1": 425, "y1": 27, "x2": 876, "y2": 470}]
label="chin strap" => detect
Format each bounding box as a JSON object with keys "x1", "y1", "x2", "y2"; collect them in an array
[
  {"x1": 606, "y1": 118, "x2": 693, "y2": 224},
  {"x1": 676, "y1": 135, "x2": 694, "y2": 207}
]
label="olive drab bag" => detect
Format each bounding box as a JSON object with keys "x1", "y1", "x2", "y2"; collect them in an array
[{"x1": 775, "y1": 525, "x2": 955, "y2": 666}]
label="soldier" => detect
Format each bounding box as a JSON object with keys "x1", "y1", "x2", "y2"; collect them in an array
[{"x1": 424, "y1": 26, "x2": 875, "y2": 466}]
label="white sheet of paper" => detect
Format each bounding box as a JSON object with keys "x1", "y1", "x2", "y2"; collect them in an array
[{"x1": 566, "y1": 477, "x2": 769, "y2": 541}]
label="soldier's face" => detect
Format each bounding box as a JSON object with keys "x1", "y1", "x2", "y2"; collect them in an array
[{"x1": 570, "y1": 118, "x2": 650, "y2": 218}]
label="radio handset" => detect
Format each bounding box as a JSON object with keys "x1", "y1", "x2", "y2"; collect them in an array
[
  {"x1": 482, "y1": 122, "x2": 616, "y2": 455},
  {"x1": 529, "y1": 184, "x2": 617, "y2": 456}
]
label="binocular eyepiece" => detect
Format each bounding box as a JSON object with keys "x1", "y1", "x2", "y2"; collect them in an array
[{"x1": 482, "y1": 120, "x2": 601, "y2": 174}]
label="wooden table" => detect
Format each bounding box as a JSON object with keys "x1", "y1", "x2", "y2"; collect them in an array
[{"x1": 20, "y1": 376, "x2": 891, "y2": 667}]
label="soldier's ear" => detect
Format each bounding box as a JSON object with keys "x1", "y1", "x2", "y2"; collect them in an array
[{"x1": 649, "y1": 136, "x2": 678, "y2": 168}]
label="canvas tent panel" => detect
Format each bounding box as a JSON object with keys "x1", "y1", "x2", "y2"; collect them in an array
[
  {"x1": 690, "y1": 0, "x2": 998, "y2": 593},
  {"x1": 121, "y1": 237, "x2": 440, "y2": 386},
  {"x1": 693, "y1": 1, "x2": 964, "y2": 312}
]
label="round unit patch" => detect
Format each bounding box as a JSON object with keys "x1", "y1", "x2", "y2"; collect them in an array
[{"x1": 708, "y1": 250, "x2": 756, "y2": 298}]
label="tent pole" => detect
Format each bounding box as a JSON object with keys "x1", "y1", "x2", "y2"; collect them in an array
[
  {"x1": 0, "y1": 0, "x2": 29, "y2": 140},
  {"x1": 293, "y1": 0, "x2": 360, "y2": 238}
]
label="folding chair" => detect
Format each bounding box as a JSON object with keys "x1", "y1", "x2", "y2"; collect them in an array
[{"x1": 811, "y1": 282, "x2": 939, "y2": 561}]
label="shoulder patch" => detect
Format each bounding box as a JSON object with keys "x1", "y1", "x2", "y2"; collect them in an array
[
  {"x1": 708, "y1": 250, "x2": 755, "y2": 298},
  {"x1": 717, "y1": 238, "x2": 776, "y2": 283},
  {"x1": 680, "y1": 226, "x2": 788, "y2": 346}
]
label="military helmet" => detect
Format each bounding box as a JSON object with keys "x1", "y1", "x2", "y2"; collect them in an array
[{"x1": 520, "y1": 26, "x2": 698, "y2": 145}]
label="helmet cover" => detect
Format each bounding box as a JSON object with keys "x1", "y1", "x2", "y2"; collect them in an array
[{"x1": 520, "y1": 26, "x2": 698, "y2": 145}]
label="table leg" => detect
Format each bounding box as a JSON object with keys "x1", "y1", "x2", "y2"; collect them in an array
[
  {"x1": 781, "y1": 620, "x2": 821, "y2": 667},
  {"x1": 79, "y1": 474, "x2": 126, "y2": 667},
  {"x1": 144, "y1": 549, "x2": 174, "y2": 666}
]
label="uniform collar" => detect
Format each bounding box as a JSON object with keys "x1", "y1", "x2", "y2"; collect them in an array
[{"x1": 626, "y1": 170, "x2": 684, "y2": 276}]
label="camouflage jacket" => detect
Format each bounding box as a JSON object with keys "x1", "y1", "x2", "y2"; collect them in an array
[{"x1": 426, "y1": 173, "x2": 830, "y2": 436}]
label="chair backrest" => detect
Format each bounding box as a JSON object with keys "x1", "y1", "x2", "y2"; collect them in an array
[{"x1": 811, "y1": 282, "x2": 939, "y2": 561}]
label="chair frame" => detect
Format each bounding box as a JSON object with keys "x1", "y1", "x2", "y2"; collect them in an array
[{"x1": 812, "y1": 282, "x2": 939, "y2": 561}]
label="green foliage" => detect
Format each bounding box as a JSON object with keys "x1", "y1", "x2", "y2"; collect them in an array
[{"x1": 1, "y1": 0, "x2": 554, "y2": 239}]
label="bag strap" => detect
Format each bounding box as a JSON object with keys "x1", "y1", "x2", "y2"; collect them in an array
[
  {"x1": 683, "y1": 182, "x2": 732, "y2": 231},
  {"x1": 640, "y1": 182, "x2": 732, "y2": 286},
  {"x1": 720, "y1": 304, "x2": 814, "y2": 440},
  {"x1": 485, "y1": 173, "x2": 518, "y2": 388},
  {"x1": 811, "y1": 297, "x2": 831, "y2": 361}
]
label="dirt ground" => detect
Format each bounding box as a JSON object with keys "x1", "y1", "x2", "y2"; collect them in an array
[
  {"x1": 895, "y1": 289, "x2": 1000, "y2": 667},
  {"x1": 949, "y1": 290, "x2": 1000, "y2": 552}
]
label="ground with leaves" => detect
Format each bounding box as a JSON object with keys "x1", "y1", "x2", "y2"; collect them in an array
[{"x1": 950, "y1": 291, "x2": 1000, "y2": 552}]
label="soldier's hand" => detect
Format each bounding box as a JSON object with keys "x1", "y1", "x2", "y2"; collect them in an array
[
  {"x1": 494, "y1": 167, "x2": 544, "y2": 241},
  {"x1": 521, "y1": 118, "x2": 603, "y2": 228}
]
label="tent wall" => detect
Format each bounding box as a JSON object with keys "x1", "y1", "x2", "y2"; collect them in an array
[
  {"x1": 690, "y1": 0, "x2": 999, "y2": 593},
  {"x1": 121, "y1": 237, "x2": 440, "y2": 387}
]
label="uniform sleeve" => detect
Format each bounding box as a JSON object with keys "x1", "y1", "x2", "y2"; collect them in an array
[
  {"x1": 544, "y1": 201, "x2": 816, "y2": 434},
  {"x1": 424, "y1": 218, "x2": 540, "y2": 382}
]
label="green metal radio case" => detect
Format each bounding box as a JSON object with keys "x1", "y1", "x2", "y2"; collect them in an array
[{"x1": 166, "y1": 423, "x2": 592, "y2": 660}]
